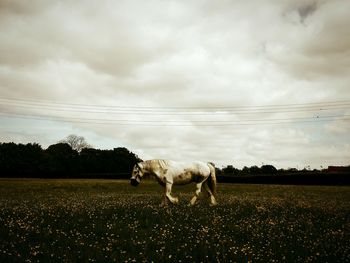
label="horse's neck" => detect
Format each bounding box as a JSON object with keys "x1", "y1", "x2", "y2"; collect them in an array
[
  {"x1": 142, "y1": 160, "x2": 152, "y2": 172},
  {"x1": 143, "y1": 160, "x2": 164, "y2": 178},
  {"x1": 142, "y1": 160, "x2": 156, "y2": 174}
]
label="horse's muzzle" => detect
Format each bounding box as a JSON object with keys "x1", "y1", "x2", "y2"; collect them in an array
[{"x1": 130, "y1": 178, "x2": 139, "y2": 186}]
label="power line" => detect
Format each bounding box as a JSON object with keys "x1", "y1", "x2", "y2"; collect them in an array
[
  {"x1": 1, "y1": 102, "x2": 349, "y2": 115},
  {"x1": 1, "y1": 97, "x2": 350, "y2": 115},
  {"x1": 1, "y1": 97, "x2": 349, "y2": 126},
  {"x1": 1, "y1": 97, "x2": 350, "y2": 109},
  {"x1": 1, "y1": 111, "x2": 349, "y2": 127}
]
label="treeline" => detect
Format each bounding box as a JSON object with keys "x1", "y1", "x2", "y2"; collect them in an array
[
  {"x1": 217, "y1": 164, "x2": 350, "y2": 185},
  {"x1": 1, "y1": 141, "x2": 349, "y2": 185},
  {"x1": 219, "y1": 164, "x2": 279, "y2": 176},
  {"x1": 0, "y1": 142, "x2": 141, "y2": 178},
  {"x1": 218, "y1": 164, "x2": 350, "y2": 176}
]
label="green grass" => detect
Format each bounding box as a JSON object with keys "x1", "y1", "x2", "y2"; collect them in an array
[{"x1": 0, "y1": 179, "x2": 349, "y2": 262}]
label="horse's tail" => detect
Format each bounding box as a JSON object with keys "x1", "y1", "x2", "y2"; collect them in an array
[{"x1": 207, "y1": 163, "x2": 217, "y2": 196}]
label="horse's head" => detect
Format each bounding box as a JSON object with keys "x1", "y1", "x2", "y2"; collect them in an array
[{"x1": 130, "y1": 163, "x2": 143, "y2": 186}]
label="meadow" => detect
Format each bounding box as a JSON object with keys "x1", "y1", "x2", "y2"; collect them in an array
[{"x1": 0, "y1": 179, "x2": 349, "y2": 262}]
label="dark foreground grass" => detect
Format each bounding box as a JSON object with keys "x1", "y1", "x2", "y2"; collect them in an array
[{"x1": 0, "y1": 179, "x2": 349, "y2": 262}]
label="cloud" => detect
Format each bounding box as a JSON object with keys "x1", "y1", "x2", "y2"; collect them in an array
[
  {"x1": 325, "y1": 118, "x2": 350, "y2": 135},
  {"x1": 0, "y1": 0, "x2": 349, "y2": 168},
  {"x1": 267, "y1": 0, "x2": 350, "y2": 81}
]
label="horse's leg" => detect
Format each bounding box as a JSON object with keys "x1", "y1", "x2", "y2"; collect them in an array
[
  {"x1": 189, "y1": 182, "x2": 202, "y2": 206},
  {"x1": 160, "y1": 186, "x2": 169, "y2": 207},
  {"x1": 203, "y1": 182, "x2": 217, "y2": 206},
  {"x1": 165, "y1": 182, "x2": 178, "y2": 204}
]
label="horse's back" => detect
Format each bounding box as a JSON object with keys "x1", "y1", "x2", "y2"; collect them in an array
[
  {"x1": 149, "y1": 159, "x2": 211, "y2": 185},
  {"x1": 162, "y1": 160, "x2": 209, "y2": 173}
]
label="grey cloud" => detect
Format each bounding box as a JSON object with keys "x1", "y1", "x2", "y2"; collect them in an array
[
  {"x1": 268, "y1": 0, "x2": 350, "y2": 80},
  {"x1": 0, "y1": 1, "x2": 155, "y2": 77},
  {"x1": 297, "y1": 2, "x2": 318, "y2": 22},
  {"x1": 0, "y1": 0, "x2": 49, "y2": 16}
]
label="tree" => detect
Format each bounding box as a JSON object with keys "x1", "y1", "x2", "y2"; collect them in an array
[
  {"x1": 46, "y1": 143, "x2": 78, "y2": 174},
  {"x1": 0, "y1": 142, "x2": 44, "y2": 176},
  {"x1": 59, "y1": 134, "x2": 91, "y2": 152},
  {"x1": 222, "y1": 165, "x2": 239, "y2": 176},
  {"x1": 261, "y1": 164, "x2": 277, "y2": 174},
  {"x1": 249, "y1": 165, "x2": 261, "y2": 175},
  {"x1": 242, "y1": 166, "x2": 250, "y2": 174},
  {"x1": 46, "y1": 143, "x2": 77, "y2": 157}
]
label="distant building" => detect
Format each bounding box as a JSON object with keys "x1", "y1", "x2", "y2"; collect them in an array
[{"x1": 327, "y1": 166, "x2": 350, "y2": 173}]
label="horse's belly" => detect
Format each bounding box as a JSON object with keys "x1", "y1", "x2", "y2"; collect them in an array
[
  {"x1": 173, "y1": 172, "x2": 196, "y2": 185},
  {"x1": 174, "y1": 178, "x2": 191, "y2": 185}
]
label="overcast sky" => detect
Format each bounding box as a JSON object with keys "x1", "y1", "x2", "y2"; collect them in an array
[{"x1": 0, "y1": 0, "x2": 349, "y2": 169}]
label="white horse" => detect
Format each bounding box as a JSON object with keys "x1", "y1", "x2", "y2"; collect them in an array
[{"x1": 130, "y1": 159, "x2": 217, "y2": 206}]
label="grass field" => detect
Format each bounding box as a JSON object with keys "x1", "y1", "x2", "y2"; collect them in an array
[{"x1": 0, "y1": 179, "x2": 349, "y2": 262}]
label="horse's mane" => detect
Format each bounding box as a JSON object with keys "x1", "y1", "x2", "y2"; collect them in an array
[{"x1": 143, "y1": 159, "x2": 170, "y2": 170}]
